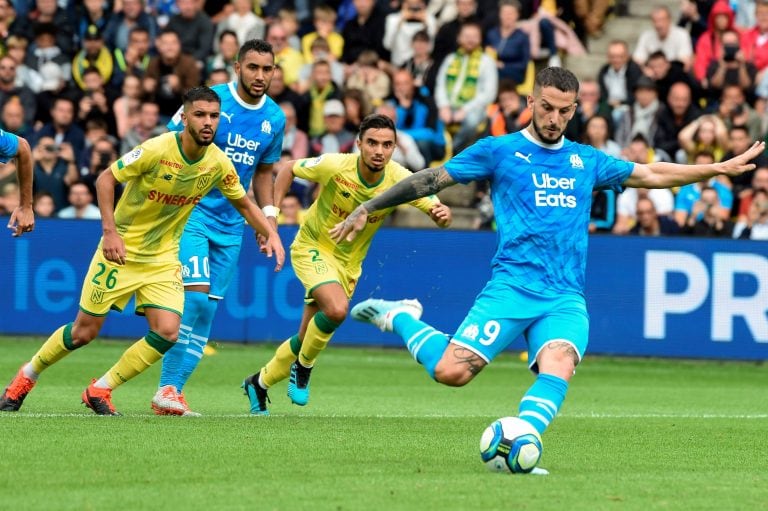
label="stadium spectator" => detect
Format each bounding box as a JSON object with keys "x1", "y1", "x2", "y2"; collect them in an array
[
  {"x1": 733, "y1": 187, "x2": 768, "y2": 238},
  {"x1": 716, "y1": 84, "x2": 763, "y2": 140},
  {"x1": 614, "y1": 75, "x2": 661, "y2": 149},
  {"x1": 375, "y1": 101, "x2": 426, "y2": 171},
  {"x1": 33, "y1": 97, "x2": 86, "y2": 164},
  {"x1": 1, "y1": 98, "x2": 30, "y2": 139},
  {"x1": 144, "y1": 29, "x2": 201, "y2": 122},
  {"x1": 340, "y1": 0, "x2": 388, "y2": 65},
  {"x1": 80, "y1": 135, "x2": 120, "y2": 204},
  {"x1": 165, "y1": 0, "x2": 215, "y2": 70},
  {"x1": 296, "y1": 37, "x2": 345, "y2": 95},
  {"x1": 301, "y1": 60, "x2": 343, "y2": 138},
  {"x1": 310, "y1": 99, "x2": 356, "y2": 155},
  {"x1": 56, "y1": 181, "x2": 101, "y2": 220},
  {"x1": 573, "y1": 0, "x2": 611, "y2": 39},
  {"x1": 113, "y1": 75, "x2": 144, "y2": 140},
  {"x1": 266, "y1": 21, "x2": 304, "y2": 89},
  {"x1": 0, "y1": 127, "x2": 34, "y2": 235},
  {"x1": 0, "y1": 86, "x2": 284, "y2": 417},
  {"x1": 280, "y1": 101, "x2": 309, "y2": 160},
  {"x1": 693, "y1": 0, "x2": 737, "y2": 83},
  {"x1": 736, "y1": 166, "x2": 768, "y2": 221},
  {"x1": 31, "y1": 136, "x2": 78, "y2": 212},
  {"x1": 18, "y1": 0, "x2": 76, "y2": 58},
  {"x1": 384, "y1": 0, "x2": 437, "y2": 68},
  {"x1": 724, "y1": 126, "x2": 768, "y2": 203},
  {"x1": 643, "y1": 50, "x2": 701, "y2": 110},
  {"x1": 111, "y1": 27, "x2": 153, "y2": 88},
  {"x1": 32, "y1": 62, "x2": 74, "y2": 127},
  {"x1": 33, "y1": 190, "x2": 55, "y2": 218},
  {"x1": 634, "y1": 5, "x2": 694, "y2": 72},
  {"x1": 24, "y1": 22, "x2": 72, "y2": 80},
  {"x1": 564, "y1": 78, "x2": 611, "y2": 143},
  {"x1": 435, "y1": 22, "x2": 498, "y2": 152},
  {"x1": 207, "y1": 68, "x2": 230, "y2": 86},
  {"x1": 0, "y1": 56, "x2": 36, "y2": 129},
  {"x1": 206, "y1": 30, "x2": 239, "y2": 83},
  {"x1": 654, "y1": 81, "x2": 702, "y2": 162},
  {"x1": 589, "y1": 188, "x2": 616, "y2": 233},
  {"x1": 741, "y1": 1, "x2": 768, "y2": 81},
  {"x1": 341, "y1": 88, "x2": 371, "y2": 133},
  {"x1": 681, "y1": 185, "x2": 735, "y2": 236},
  {"x1": 345, "y1": 50, "x2": 391, "y2": 107},
  {"x1": 0, "y1": 181, "x2": 19, "y2": 216},
  {"x1": 704, "y1": 28, "x2": 757, "y2": 101},
  {"x1": 0, "y1": 0, "x2": 24, "y2": 52},
  {"x1": 333, "y1": 68, "x2": 764, "y2": 470},
  {"x1": 301, "y1": 4, "x2": 344, "y2": 63},
  {"x1": 268, "y1": 65, "x2": 307, "y2": 130},
  {"x1": 484, "y1": 78, "x2": 531, "y2": 138},
  {"x1": 400, "y1": 30, "x2": 438, "y2": 93},
  {"x1": 76, "y1": 67, "x2": 118, "y2": 137},
  {"x1": 104, "y1": 0, "x2": 158, "y2": 54},
  {"x1": 677, "y1": 114, "x2": 730, "y2": 164},
  {"x1": 391, "y1": 69, "x2": 445, "y2": 164},
  {"x1": 214, "y1": 0, "x2": 265, "y2": 51},
  {"x1": 678, "y1": 0, "x2": 713, "y2": 48},
  {"x1": 121, "y1": 101, "x2": 166, "y2": 154},
  {"x1": 5, "y1": 35, "x2": 43, "y2": 93},
  {"x1": 627, "y1": 196, "x2": 681, "y2": 236},
  {"x1": 241, "y1": 114, "x2": 451, "y2": 415},
  {"x1": 278, "y1": 191, "x2": 306, "y2": 226},
  {"x1": 74, "y1": 0, "x2": 112, "y2": 46},
  {"x1": 675, "y1": 151, "x2": 734, "y2": 226},
  {"x1": 0, "y1": 158, "x2": 16, "y2": 190},
  {"x1": 78, "y1": 117, "x2": 119, "y2": 175},
  {"x1": 485, "y1": 0, "x2": 531, "y2": 84},
  {"x1": 597, "y1": 40, "x2": 642, "y2": 122},
  {"x1": 432, "y1": 0, "x2": 479, "y2": 68},
  {"x1": 276, "y1": 8, "x2": 302, "y2": 52},
  {"x1": 72, "y1": 25, "x2": 115, "y2": 93},
  {"x1": 583, "y1": 114, "x2": 621, "y2": 158}
]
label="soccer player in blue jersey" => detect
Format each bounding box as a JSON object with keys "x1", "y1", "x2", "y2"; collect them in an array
[
  {"x1": 1, "y1": 128, "x2": 34, "y2": 236},
  {"x1": 151, "y1": 39, "x2": 286, "y2": 416},
  {"x1": 331, "y1": 67, "x2": 764, "y2": 473}
]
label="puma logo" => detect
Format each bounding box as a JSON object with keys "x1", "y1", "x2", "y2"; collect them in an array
[
  {"x1": 514, "y1": 151, "x2": 532, "y2": 164},
  {"x1": 221, "y1": 112, "x2": 234, "y2": 122}
]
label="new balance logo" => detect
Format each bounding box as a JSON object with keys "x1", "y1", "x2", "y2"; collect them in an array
[
  {"x1": 221, "y1": 112, "x2": 234, "y2": 122},
  {"x1": 341, "y1": 191, "x2": 351, "y2": 198},
  {"x1": 514, "y1": 151, "x2": 532, "y2": 164},
  {"x1": 163, "y1": 174, "x2": 173, "y2": 181}
]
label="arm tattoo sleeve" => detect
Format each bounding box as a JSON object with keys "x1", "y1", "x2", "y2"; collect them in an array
[{"x1": 362, "y1": 166, "x2": 455, "y2": 213}]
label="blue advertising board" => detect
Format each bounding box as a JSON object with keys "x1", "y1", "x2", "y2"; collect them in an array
[{"x1": 1, "y1": 220, "x2": 767, "y2": 360}]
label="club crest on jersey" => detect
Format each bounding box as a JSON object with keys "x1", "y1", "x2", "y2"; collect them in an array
[
  {"x1": 460, "y1": 323, "x2": 480, "y2": 341},
  {"x1": 570, "y1": 154, "x2": 584, "y2": 169},
  {"x1": 90, "y1": 289, "x2": 104, "y2": 304},
  {"x1": 196, "y1": 175, "x2": 212, "y2": 190},
  {"x1": 261, "y1": 120, "x2": 272, "y2": 134}
]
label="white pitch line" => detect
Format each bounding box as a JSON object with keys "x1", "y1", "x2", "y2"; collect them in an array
[{"x1": 0, "y1": 412, "x2": 766, "y2": 419}]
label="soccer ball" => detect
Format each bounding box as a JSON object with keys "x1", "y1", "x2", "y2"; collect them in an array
[{"x1": 479, "y1": 417, "x2": 543, "y2": 473}]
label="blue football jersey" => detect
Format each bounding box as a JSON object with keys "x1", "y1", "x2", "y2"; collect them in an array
[
  {"x1": 168, "y1": 81, "x2": 286, "y2": 230},
  {"x1": 0, "y1": 128, "x2": 19, "y2": 164},
  {"x1": 445, "y1": 130, "x2": 634, "y2": 296}
]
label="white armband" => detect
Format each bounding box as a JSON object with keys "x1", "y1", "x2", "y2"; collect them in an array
[{"x1": 262, "y1": 205, "x2": 280, "y2": 218}]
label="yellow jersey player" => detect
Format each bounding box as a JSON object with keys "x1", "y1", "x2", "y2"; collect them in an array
[
  {"x1": 241, "y1": 114, "x2": 453, "y2": 415},
  {"x1": 0, "y1": 86, "x2": 285, "y2": 415}
]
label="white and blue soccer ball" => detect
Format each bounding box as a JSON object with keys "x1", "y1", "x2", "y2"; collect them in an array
[{"x1": 480, "y1": 416, "x2": 543, "y2": 473}]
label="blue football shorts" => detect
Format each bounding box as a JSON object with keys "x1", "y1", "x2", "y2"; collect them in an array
[
  {"x1": 178, "y1": 218, "x2": 243, "y2": 299},
  {"x1": 450, "y1": 278, "x2": 589, "y2": 372}
]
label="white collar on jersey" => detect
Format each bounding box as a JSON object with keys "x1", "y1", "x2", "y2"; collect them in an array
[
  {"x1": 521, "y1": 127, "x2": 565, "y2": 150},
  {"x1": 228, "y1": 81, "x2": 267, "y2": 110}
]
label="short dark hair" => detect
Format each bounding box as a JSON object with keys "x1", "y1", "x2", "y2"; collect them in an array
[
  {"x1": 534, "y1": 67, "x2": 580, "y2": 95},
  {"x1": 238, "y1": 39, "x2": 274, "y2": 62},
  {"x1": 358, "y1": 114, "x2": 396, "y2": 141},
  {"x1": 183, "y1": 86, "x2": 221, "y2": 106}
]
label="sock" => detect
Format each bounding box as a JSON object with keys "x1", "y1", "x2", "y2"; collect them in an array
[
  {"x1": 260, "y1": 335, "x2": 300, "y2": 388},
  {"x1": 97, "y1": 331, "x2": 175, "y2": 389},
  {"x1": 298, "y1": 312, "x2": 340, "y2": 368},
  {"x1": 176, "y1": 295, "x2": 217, "y2": 391},
  {"x1": 393, "y1": 313, "x2": 449, "y2": 380},
  {"x1": 518, "y1": 373, "x2": 569, "y2": 435},
  {"x1": 29, "y1": 323, "x2": 79, "y2": 376},
  {"x1": 159, "y1": 291, "x2": 211, "y2": 390}
]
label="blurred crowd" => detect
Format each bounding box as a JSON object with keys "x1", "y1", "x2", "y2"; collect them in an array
[{"x1": 0, "y1": 0, "x2": 767, "y2": 239}]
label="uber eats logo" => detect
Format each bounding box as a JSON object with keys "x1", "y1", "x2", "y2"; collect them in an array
[{"x1": 532, "y1": 173, "x2": 577, "y2": 208}]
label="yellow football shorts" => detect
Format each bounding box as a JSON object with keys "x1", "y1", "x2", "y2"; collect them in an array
[
  {"x1": 290, "y1": 243, "x2": 359, "y2": 304},
  {"x1": 79, "y1": 250, "x2": 184, "y2": 317}
]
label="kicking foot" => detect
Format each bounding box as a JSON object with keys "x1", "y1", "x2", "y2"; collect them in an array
[{"x1": 350, "y1": 298, "x2": 423, "y2": 332}]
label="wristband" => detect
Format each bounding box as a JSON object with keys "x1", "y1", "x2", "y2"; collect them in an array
[{"x1": 262, "y1": 205, "x2": 280, "y2": 218}]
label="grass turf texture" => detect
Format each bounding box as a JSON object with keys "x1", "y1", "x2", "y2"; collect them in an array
[{"x1": 0, "y1": 337, "x2": 766, "y2": 511}]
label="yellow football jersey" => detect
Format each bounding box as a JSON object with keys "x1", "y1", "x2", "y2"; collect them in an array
[
  {"x1": 292, "y1": 153, "x2": 439, "y2": 269},
  {"x1": 108, "y1": 131, "x2": 246, "y2": 263}
]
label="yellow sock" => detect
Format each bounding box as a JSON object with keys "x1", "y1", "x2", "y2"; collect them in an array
[
  {"x1": 30, "y1": 323, "x2": 76, "y2": 374},
  {"x1": 298, "y1": 312, "x2": 340, "y2": 367},
  {"x1": 261, "y1": 336, "x2": 300, "y2": 388},
  {"x1": 104, "y1": 332, "x2": 174, "y2": 389}
]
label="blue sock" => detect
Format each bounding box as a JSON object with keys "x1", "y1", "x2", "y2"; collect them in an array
[
  {"x1": 392, "y1": 313, "x2": 449, "y2": 380},
  {"x1": 176, "y1": 296, "x2": 218, "y2": 391},
  {"x1": 159, "y1": 291, "x2": 208, "y2": 390},
  {"x1": 518, "y1": 373, "x2": 569, "y2": 435}
]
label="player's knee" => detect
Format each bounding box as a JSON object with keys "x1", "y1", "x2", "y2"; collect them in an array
[
  {"x1": 153, "y1": 329, "x2": 179, "y2": 343},
  {"x1": 536, "y1": 341, "x2": 579, "y2": 380},
  {"x1": 70, "y1": 323, "x2": 99, "y2": 347},
  {"x1": 321, "y1": 303, "x2": 348, "y2": 325},
  {"x1": 434, "y1": 363, "x2": 475, "y2": 387}
]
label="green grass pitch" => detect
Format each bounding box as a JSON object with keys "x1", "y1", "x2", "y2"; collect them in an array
[{"x1": 0, "y1": 337, "x2": 766, "y2": 511}]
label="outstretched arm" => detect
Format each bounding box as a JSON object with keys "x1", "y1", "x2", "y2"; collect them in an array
[
  {"x1": 7, "y1": 137, "x2": 34, "y2": 236},
  {"x1": 329, "y1": 165, "x2": 456, "y2": 242},
  {"x1": 624, "y1": 141, "x2": 765, "y2": 189}
]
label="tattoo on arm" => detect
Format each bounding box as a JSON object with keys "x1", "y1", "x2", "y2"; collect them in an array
[
  {"x1": 450, "y1": 346, "x2": 486, "y2": 376},
  {"x1": 363, "y1": 166, "x2": 456, "y2": 213}
]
